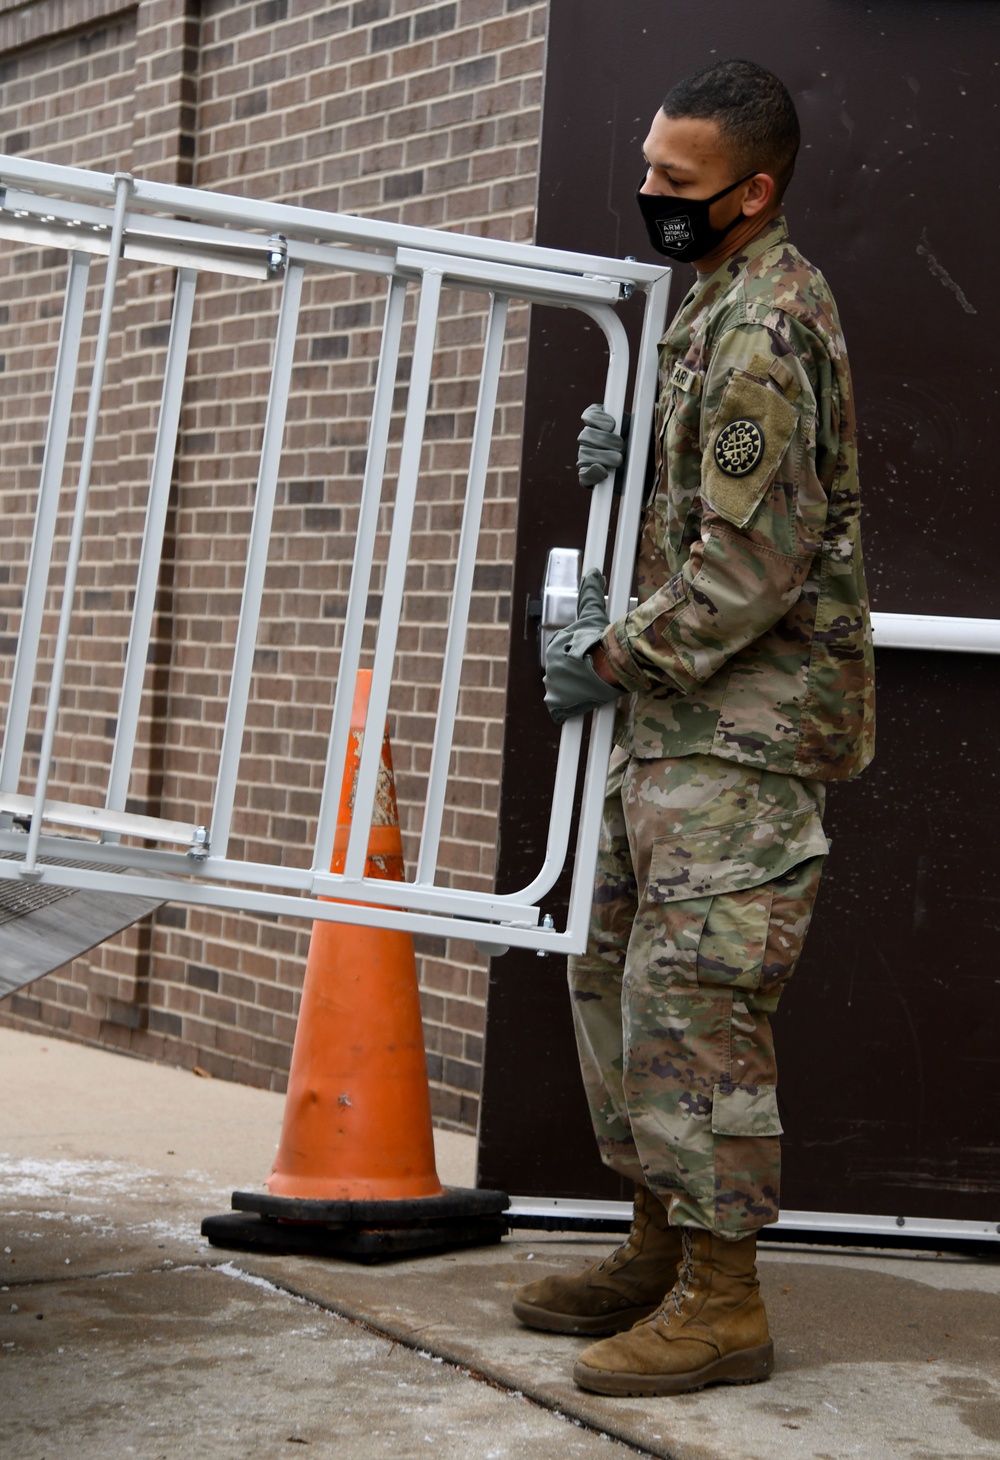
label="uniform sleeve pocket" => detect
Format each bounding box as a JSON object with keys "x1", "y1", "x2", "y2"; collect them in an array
[
  {"x1": 711, "y1": 1082, "x2": 783, "y2": 1136},
  {"x1": 702, "y1": 372, "x2": 799, "y2": 529}
]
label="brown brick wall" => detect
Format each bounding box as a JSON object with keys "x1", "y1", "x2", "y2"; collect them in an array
[{"x1": 0, "y1": 0, "x2": 548, "y2": 1132}]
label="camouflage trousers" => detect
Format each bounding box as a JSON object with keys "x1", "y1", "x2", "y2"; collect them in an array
[{"x1": 568, "y1": 748, "x2": 828, "y2": 1237}]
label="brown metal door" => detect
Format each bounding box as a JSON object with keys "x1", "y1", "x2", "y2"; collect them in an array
[{"x1": 479, "y1": 0, "x2": 1000, "y2": 1234}]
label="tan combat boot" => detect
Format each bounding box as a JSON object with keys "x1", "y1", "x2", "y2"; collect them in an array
[
  {"x1": 512, "y1": 1187, "x2": 682, "y2": 1336},
  {"x1": 572, "y1": 1227, "x2": 773, "y2": 1395}
]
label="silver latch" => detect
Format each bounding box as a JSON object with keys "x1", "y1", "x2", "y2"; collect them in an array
[
  {"x1": 537, "y1": 547, "x2": 581, "y2": 667},
  {"x1": 533, "y1": 547, "x2": 639, "y2": 667}
]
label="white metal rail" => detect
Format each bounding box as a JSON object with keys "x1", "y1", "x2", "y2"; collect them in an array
[
  {"x1": 0, "y1": 156, "x2": 672, "y2": 956},
  {"x1": 504, "y1": 1196, "x2": 1000, "y2": 1244}
]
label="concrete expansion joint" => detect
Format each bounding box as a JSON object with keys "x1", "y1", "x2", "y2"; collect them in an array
[
  {"x1": 2, "y1": 1255, "x2": 225, "y2": 1293},
  {"x1": 221, "y1": 1259, "x2": 671, "y2": 1459}
]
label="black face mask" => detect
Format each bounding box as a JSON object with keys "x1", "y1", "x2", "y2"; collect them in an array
[{"x1": 635, "y1": 172, "x2": 755, "y2": 263}]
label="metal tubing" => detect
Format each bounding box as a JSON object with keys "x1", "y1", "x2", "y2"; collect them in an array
[
  {"x1": 0, "y1": 250, "x2": 91, "y2": 797},
  {"x1": 285, "y1": 238, "x2": 396, "y2": 278},
  {"x1": 0, "y1": 156, "x2": 668, "y2": 286},
  {"x1": 871, "y1": 611, "x2": 1000, "y2": 654},
  {"x1": 0, "y1": 855, "x2": 576, "y2": 955},
  {"x1": 503, "y1": 1195, "x2": 1000, "y2": 1244},
  {"x1": 0, "y1": 823, "x2": 539, "y2": 923},
  {"x1": 209, "y1": 261, "x2": 305, "y2": 860},
  {"x1": 0, "y1": 190, "x2": 282, "y2": 280},
  {"x1": 396, "y1": 246, "x2": 622, "y2": 305},
  {"x1": 577, "y1": 303, "x2": 631, "y2": 575},
  {"x1": 342, "y1": 267, "x2": 445, "y2": 882},
  {"x1": 415, "y1": 292, "x2": 509, "y2": 887},
  {"x1": 21, "y1": 176, "x2": 133, "y2": 875},
  {"x1": 311, "y1": 273, "x2": 409, "y2": 876},
  {"x1": 563, "y1": 272, "x2": 673, "y2": 946},
  {"x1": 105, "y1": 267, "x2": 198, "y2": 821},
  {"x1": 500, "y1": 715, "x2": 587, "y2": 909},
  {"x1": 506, "y1": 302, "x2": 633, "y2": 912},
  {"x1": 606, "y1": 271, "x2": 673, "y2": 618}
]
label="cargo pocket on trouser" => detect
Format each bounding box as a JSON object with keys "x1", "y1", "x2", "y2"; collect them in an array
[
  {"x1": 710, "y1": 1078, "x2": 784, "y2": 1234},
  {"x1": 695, "y1": 881, "x2": 774, "y2": 993},
  {"x1": 753, "y1": 853, "x2": 825, "y2": 1011}
]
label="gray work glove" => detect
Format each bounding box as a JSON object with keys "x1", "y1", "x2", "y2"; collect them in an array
[
  {"x1": 577, "y1": 404, "x2": 626, "y2": 488},
  {"x1": 543, "y1": 569, "x2": 625, "y2": 724}
]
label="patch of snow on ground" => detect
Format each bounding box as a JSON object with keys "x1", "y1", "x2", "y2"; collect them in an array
[{"x1": 0, "y1": 1156, "x2": 157, "y2": 1200}]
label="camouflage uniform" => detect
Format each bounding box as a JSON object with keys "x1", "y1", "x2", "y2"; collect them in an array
[{"x1": 570, "y1": 215, "x2": 874, "y2": 1235}]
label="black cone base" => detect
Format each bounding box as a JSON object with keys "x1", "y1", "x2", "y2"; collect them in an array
[{"x1": 201, "y1": 1186, "x2": 510, "y2": 1263}]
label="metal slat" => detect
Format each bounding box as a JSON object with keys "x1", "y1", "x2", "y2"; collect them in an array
[
  {"x1": 0, "y1": 826, "x2": 541, "y2": 923},
  {"x1": 105, "y1": 267, "x2": 198, "y2": 823},
  {"x1": 20, "y1": 176, "x2": 133, "y2": 877},
  {"x1": 0, "y1": 250, "x2": 91, "y2": 800},
  {"x1": 209, "y1": 261, "x2": 305, "y2": 861},
  {"x1": 312, "y1": 274, "x2": 408, "y2": 879},
  {"x1": 0, "y1": 189, "x2": 283, "y2": 279},
  {"x1": 415, "y1": 292, "x2": 509, "y2": 887},
  {"x1": 342, "y1": 266, "x2": 445, "y2": 883}
]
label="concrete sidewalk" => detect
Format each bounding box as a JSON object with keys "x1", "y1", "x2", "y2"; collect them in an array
[{"x1": 1, "y1": 1026, "x2": 998, "y2": 1459}]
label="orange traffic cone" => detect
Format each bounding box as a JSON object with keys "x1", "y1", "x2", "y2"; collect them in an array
[
  {"x1": 266, "y1": 670, "x2": 443, "y2": 1201},
  {"x1": 202, "y1": 671, "x2": 508, "y2": 1261}
]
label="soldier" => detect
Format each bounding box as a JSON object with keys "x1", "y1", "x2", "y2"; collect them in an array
[{"x1": 513, "y1": 59, "x2": 875, "y2": 1397}]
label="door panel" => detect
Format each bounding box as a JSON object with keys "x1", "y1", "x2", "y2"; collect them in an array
[{"x1": 480, "y1": 0, "x2": 1000, "y2": 1228}]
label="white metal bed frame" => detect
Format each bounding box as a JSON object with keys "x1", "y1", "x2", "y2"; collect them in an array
[{"x1": 0, "y1": 155, "x2": 672, "y2": 956}]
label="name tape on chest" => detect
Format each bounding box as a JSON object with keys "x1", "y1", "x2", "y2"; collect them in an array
[{"x1": 668, "y1": 360, "x2": 701, "y2": 396}]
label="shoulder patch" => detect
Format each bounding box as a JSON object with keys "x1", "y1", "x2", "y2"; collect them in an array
[
  {"x1": 714, "y1": 418, "x2": 765, "y2": 477},
  {"x1": 702, "y1": 372, "x2": 799, "y2": 528}
]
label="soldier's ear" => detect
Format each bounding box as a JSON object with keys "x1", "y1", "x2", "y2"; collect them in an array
[{"x1": 742, "y1": 174, "x2": 775, "y2": 218}]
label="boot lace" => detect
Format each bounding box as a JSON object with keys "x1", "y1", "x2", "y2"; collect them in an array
[{"x1": 665, "y1": 1227, "x2": 696, "y2": 1316}]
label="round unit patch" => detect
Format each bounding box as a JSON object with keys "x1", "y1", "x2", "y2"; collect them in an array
[{"x1": 714, "y1": 418, "x2": 765, "y2": 477}]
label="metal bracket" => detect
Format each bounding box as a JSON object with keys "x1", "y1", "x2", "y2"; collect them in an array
[{"x1": 266, "y1": 233, "x2": 287, "y2": 276}]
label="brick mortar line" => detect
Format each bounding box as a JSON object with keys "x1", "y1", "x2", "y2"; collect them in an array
[
  {"x1": 199, "y1": 58, "x2": 544, "y2": 100},
  {"x1": 0, "y1": 0, "x2": 135, "y2": 58}
]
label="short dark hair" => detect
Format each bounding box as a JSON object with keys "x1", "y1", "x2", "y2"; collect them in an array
[{"x1": 662, "y1": 59, "x2": 801, "y2": 199}]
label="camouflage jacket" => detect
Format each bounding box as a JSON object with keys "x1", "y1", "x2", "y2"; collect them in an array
[{"x1": 602, "y1": 215, "x2": 875, "y2": 780}]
